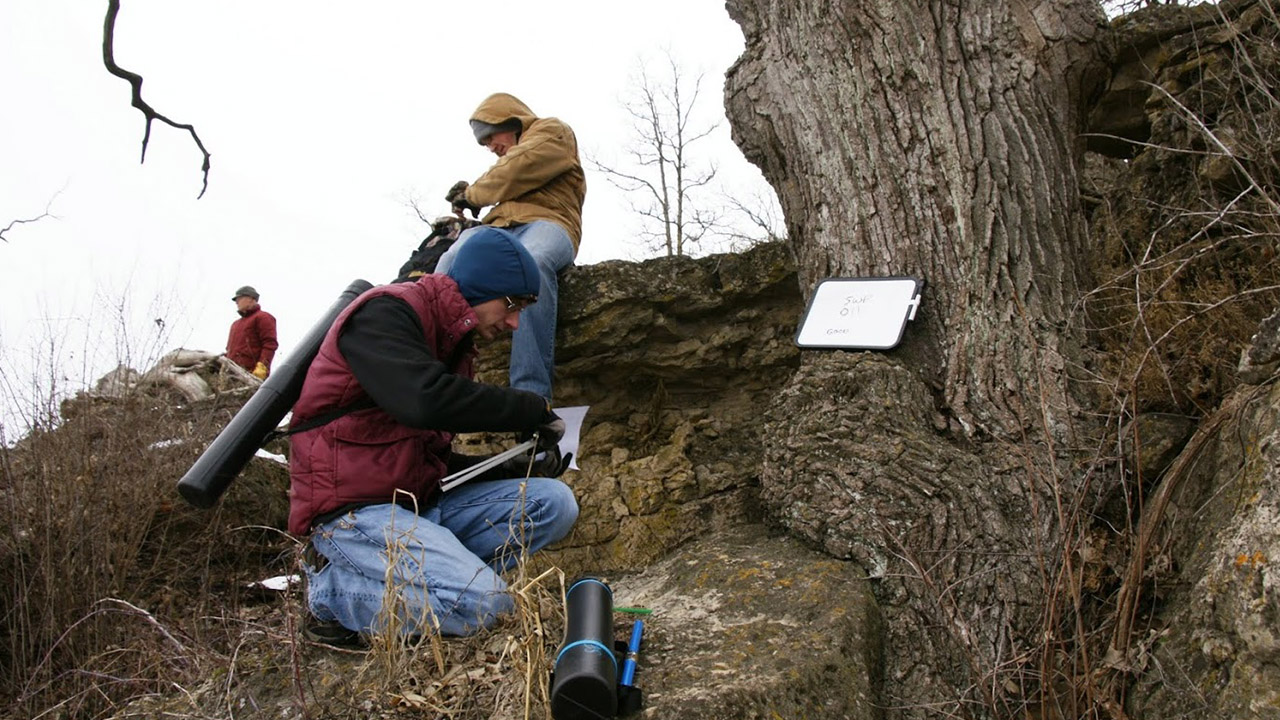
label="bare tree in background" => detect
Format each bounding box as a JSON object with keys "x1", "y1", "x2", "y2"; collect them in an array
[
  {"x1": 723, "y1": 187, "x2": 786, "y2": 249},
  {"x1": 400, "y1": 190, "x2": 441, "y2": 226},
  {"x1": 591, "y1": 52, "x2": 728, "y2": 257}
]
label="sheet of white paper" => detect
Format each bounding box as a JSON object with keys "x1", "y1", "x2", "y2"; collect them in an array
[
  {"x1": 254, "y1": 447, "x2": 288, "y2": 465},
  {"x1": 555, "y1": 405, "x2": 589, "y2": 470},
  {"x1": 247, "y1": 574, "x2": 300, "y2": 592}
]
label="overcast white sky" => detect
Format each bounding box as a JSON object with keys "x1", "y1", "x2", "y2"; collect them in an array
[{"x1": 0, "y1": 1, "x2": 772, "y2": 433}]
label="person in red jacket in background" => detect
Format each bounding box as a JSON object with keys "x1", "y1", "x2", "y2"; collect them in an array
[{"x1": 225, "y1": 286, "x2": 278, "y2": 379}]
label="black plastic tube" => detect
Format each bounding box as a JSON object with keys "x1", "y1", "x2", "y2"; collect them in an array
[
  {"x1": 551, "y1": 577, "x2": 618, "y2": 720},
  {"x1": 176, "y1": 279, "x2": 373, "y2": 509}
]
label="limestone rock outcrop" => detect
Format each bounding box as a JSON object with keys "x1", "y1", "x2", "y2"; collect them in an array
[
  {"x1": 612, "y1": 524, "x2": 880, "y2": 719},
  {"x1": 476, "y1": 240, "x2": 803, "y2": 574},
  {"x1": 1126, "y1": 309, "x2": 1280, "y2": 718}
]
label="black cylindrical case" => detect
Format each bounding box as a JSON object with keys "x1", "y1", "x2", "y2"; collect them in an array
[
  {"x1": 176, "y1": 279, "x2": 373, "y2": 509},
  {"x1": 551, "y1": 577, "x2": 618, "y2": 720}
]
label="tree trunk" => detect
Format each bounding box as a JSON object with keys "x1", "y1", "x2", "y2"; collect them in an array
[
  {"x1": 724, "y1": 0, "x2": 1110, "y2": 716},
  {"x1": 726, "y1": 0, "x2": 1108, "y2": 441}
]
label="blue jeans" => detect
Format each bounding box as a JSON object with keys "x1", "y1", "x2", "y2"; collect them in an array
[
  {"x1": 435, "y1": 221, "x2": 575, "y2": 401},
  {"x1": 304, "y1": 477, "x2": 578, "y2": 637}
]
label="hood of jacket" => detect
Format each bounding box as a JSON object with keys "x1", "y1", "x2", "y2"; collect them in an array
[
  {"x1": 464, "y1": 93, "x2": 587, "y2": 247},
  {"x1": 470, "y1": 93, "x2": 539, "y2": 134}
]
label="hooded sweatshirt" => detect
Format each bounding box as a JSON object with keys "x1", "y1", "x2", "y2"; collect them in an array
[{"x1": 463, "y1": 93, "x2": 587, "y2": 249}]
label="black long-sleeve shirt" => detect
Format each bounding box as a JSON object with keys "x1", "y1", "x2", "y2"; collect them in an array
[{"x1": 337, "y1": 296, "x2": 546, "y2": 435}]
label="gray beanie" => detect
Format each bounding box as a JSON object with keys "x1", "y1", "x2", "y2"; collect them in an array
[{"x1": 470, "y1": 118, "x2": 522, "y2": 145}]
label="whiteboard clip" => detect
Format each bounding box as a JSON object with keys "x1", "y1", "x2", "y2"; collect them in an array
[{"x1": 906, "y1": 294, "x2": 921, "y2": 321}]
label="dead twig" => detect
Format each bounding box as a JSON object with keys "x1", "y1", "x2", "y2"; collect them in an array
[
  {"x1": 101, "y1": 0, "x2": 212, "y2": 198},
  {"x1": 1, "y1": 189, "x2": 62, "y2": 243}
]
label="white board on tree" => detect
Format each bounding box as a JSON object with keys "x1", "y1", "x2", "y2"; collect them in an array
[{"x1": 794, "y1": 277, "x2": 923, "y2": 350}]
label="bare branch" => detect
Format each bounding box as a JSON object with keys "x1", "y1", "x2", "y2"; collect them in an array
[
  {"x1": 101, "y1": 0, "x2": 211, "y2": 198},
  {"x1": 399, "y1": 191, "x2": 438, "y2": 226},
  {"x1": 0, "y1": 215, "x2": 49, "y2": 244},
  {"x1": 724, "y1": 188, "x2": 786, "y2": 243},
  {"x1": 1, "y1": 190, "x2": 63, "y2": 244},
  {"x1": 588, "y1": 159, "x2": 666, "y2": 205},
  {"x1": 1145, "y1": 80, "x2": 1280, "y2": 216}
]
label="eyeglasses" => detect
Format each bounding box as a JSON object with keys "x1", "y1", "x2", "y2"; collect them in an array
[{"x1": 504, "y1": 295, "x2": 537, "y2": 311}]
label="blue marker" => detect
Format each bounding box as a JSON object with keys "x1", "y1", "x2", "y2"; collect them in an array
[{"x1": 619, "y1": 620, "x2": 644, "y2": 687}]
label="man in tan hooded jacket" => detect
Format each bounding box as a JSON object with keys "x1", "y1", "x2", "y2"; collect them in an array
[{"x1": 438, "y1": 93, "x2": 586, "y2": 402}]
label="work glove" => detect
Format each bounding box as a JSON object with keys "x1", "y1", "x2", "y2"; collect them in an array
[
  {"x1": 444, "y1": 180, "x2": 469, "y2": 204},
  {"x1": 499, "y1": 445, "x2": 573, "y2": 479},
  {"x1": 252, "y1": 362, "x2": 269, "y2": 380},
  {"x1": 520, "y1": 409, "x2": 565, "y2": 453},
  {"x1": 445, "y1": 180, "x2": 482, "y2": 218}
]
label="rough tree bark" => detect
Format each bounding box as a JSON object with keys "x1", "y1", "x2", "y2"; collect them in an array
[
  {"x1": 729, "y1": 0, "x2": 1109, "y2": 441},
  {"x1": 724, "y1": 0, "x2": 1110, "y2": 716}
]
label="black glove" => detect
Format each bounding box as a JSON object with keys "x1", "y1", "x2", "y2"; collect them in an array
[
  {"x1": 445, "y1": 180, "x2": 482, "y2": 218},
  {"x1": 524, "y1": 410, "x2": 565, "y2": 452},
  {"x1": 499, "y1": 446, "x2": 573, "y2": 478},
  {"x1": 535, "y1": 448, "x2": 573, "y2": 478}
]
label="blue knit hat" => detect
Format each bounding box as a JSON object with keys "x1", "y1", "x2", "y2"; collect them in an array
[{"x1": 446, "y1": 227, "x2": 540, "y2": 305}]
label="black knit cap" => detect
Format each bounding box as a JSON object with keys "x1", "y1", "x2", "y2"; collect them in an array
[{"x1": 470, "y1": 118, "x2": 522, "y2": 145}]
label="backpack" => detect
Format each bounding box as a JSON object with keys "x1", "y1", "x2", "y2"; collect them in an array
[{"x1": 395, "y1": 215, "x2": 481, "y2": 282}]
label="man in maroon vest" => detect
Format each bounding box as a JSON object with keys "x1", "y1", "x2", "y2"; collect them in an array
[
  {"x1": 225, "y1": 286, "x2": 278, "y2": 379},
  {"x1": 289, "y1": 227, "x2": 577, "y2": 646}
]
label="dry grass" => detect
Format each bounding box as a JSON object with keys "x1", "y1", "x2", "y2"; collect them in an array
[
  {"x1": 1050, "y1": 2, "x2": 1280, "y2": 717},
  {"x1": 352, "y1": 486, "x2": 567, "y2": 719},
  {"x1": 1084, "y1": 0, "x2": 1280, "y2": 417},
  {"x1": 1, "y1": 401, "x2": 573, "y2": 720},
  {"x1": 0, "y1": 351, "x2": 573, "y2": 720},
  {"x1": 0, "y1": 386, "x2": 289, "y2": 720},
  {"x1": 355, "y1": 561, "x2": 565, "y2": 720}
]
